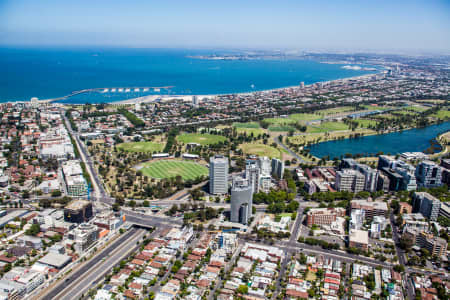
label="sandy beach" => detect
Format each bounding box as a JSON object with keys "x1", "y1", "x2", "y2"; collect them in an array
[{"x1": 110, "y1": 73, "x2": 379, "y2": 105}]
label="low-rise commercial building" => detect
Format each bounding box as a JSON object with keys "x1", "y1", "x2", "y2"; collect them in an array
[
  {"x1": 351, "y1": 200, "x2": 388, "y2": 220},
  {"x1": 3, "y1": 267, "x2": 45, "y2": 294},
  {"x1": 349, "y1": 229, "x2": 369, "y2": 251},
  {"x1": 306, "y1": 207, "x2": 346, "y2": 227},
  {"x1": 36, "y1": 252, "x2": 72, "y2": 269}
]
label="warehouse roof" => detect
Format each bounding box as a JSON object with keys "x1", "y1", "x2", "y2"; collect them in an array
[{"x1": 37, "y1": 252, "x2": 72, "y2": 269}]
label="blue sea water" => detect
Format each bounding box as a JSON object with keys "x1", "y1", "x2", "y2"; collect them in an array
[
  {"x1": 307, "y1": 122, "x2": 450, "y2": 159},
  {"x1": 0, "y1": 47, "x2": 376, "y2": 103}
]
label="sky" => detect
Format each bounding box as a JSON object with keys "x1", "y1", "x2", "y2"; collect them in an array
[{"x1": 0, "y1": 0, "x2": 449, "y2": 53}]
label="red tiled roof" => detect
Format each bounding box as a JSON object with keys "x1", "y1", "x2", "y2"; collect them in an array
[
  {"x1": 286, "y1": 289, "x2": 308, "y2": 298},
  {"x1": 0, "y1": 255, "x2": 16, "y2": 263}
]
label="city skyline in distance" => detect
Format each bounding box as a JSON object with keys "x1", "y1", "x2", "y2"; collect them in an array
[{"x1": 0, "y1": 0, "x2": 449, "y2": 54}]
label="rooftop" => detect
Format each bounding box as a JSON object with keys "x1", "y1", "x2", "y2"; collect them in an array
[
  {"x1": 349, "y1": 229, "x2": 369, "y2": 245},
  {"x1": 66, "y1": 199, "x2": 91, "y2": 210},
  {"x1": 37, "y1": 252, "x2": 72, "y2": 269}
]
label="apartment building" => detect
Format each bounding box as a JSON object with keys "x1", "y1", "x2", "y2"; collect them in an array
[
  {"x1": 412, "y1": 192, "x2": 441, "y2": 221},
  {"x1": 335, "y1": 169, "x2": 365, "y2": 193},
  {"x1": 415, "y1": 160, "x2": 443, "y2": 188}
]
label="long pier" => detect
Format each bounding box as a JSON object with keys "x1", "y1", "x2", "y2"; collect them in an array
[{"x1": 40, "y1": 86, "x2": 174, "y2": 103}]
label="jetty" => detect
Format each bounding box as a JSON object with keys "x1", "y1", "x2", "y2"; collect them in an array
[{"x1": 39, "y1": 86, "x2": 174, "y2": 103}]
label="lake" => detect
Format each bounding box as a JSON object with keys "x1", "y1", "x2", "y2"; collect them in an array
[{"x1": 306, "y1": 122, "x2": 450, "y2": 159}]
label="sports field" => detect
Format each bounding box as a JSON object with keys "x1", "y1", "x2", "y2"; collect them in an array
[
  {"x1": 315, "y1": 106, "x2": 355, "y2": 116},
  {"x1": 117, "y1": 141, "x2": 164, "y2": 152},
  {"x1": 233, "y1": 122, "x2": 266, "y2": 135},
  {"x1": 306, "y1": 121, "x2": 349, "y2": 133},
  {"x1": 232, "y1": 122, "x2": 261, "y2": 128},
  {"x1": 239, "y1": 143, "x2": 282, "y2": 159},
  {"x1": 289, "y1": 113, "x2": 320, "y2": 122},
  {"x1": 268, "y1": 125, "x2": 296, "y2": 132},
  {"x1": 141, "y1": 160, "x2": 208, "y2": 180},
  {"x1": 263, "y1": 117, "x2": 297, "y2": 125},
  {"x1": 236, "y1": 128, "x2": 266, "y2": 135},
  {"x1": 263, "y1": 113, "x2": 318, "y2": 126},
  {"x1": 177, "y1": 133, "x2": 227, "y2": 145}
]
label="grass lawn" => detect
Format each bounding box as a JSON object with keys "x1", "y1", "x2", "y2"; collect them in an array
[
  {"x1": 141, "y1": 160, "x2": 208, "y2": 180},
  {"x1": 375, "y1": 113, "x2": 395, "y2": 120},
  {"x1": 233, "y1": 122, "x2": 261, "y2": 128},
  {"x1": 416, "y1": 99, "x2": 447, "y2": 104},
  {"x1": 362, "y1": 105, "x2": 393, "y2": 111},
  {"x1": 117, "y1": 141, "x2": 164, "y2": 153},
  {"x1": 432, "y1": 108, "x2": 450, "y2": 119},
  {"x1": 236, "y1": 128, "x2": 266, "y2": 136},
  {"x1": 355, "y1": 119, "x2": 378, "y2": 128},
  {"x1": 288, "y1": 128, "x2": 376, "y2": 144},
  {"x1": 289, "y1": 113, "x2": 320, "y2": 122},
  {"x1": 268, "y1": 125, "x2": 296, "y2": 132},
  {"x1": 275, "y1": 213, "x2": 292, "y2": 222},
  {"x1": 278, "y1": 213, "x2": 293, "y2": 217},
  {"x1": 408, "y1": 105, "x2": 429, "y2": 112},
  {"x1": 393, "y1": 110, "x2": 418, "y2": 115},
  {"x1": 239, "y1": 143, "x2": 282, "y2": 159},
  {"x1": 305, "y1": 271, "x2": 317, "y2": 281},
  {"x1": 177, "y1": 133, "x2": 227, "y2": 145},
  {"x1": 263, "y1": 117, "x2": 297, "y2": 125},
  {"x1": 315, "y1": 106, "x2": 355, "y2": 116},
  {"x1": 306, "y1": 121, "x2": 349, "y2": 133}
]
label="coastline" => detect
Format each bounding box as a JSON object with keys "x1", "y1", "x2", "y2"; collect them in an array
[
  {"x1": 110, "y1": 73, "x2": 379, "y2": 105},
  {"x1": 0, "y1": 70, "x2": 380, "y2": 105}
]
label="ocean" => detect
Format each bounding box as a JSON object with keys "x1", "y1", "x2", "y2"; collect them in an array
[{"x1": 0, "y1": 47, "x2": 376, "y2": 103}]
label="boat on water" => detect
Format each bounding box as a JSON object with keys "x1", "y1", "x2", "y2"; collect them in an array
[
  {"x1": 154, "y1": 88, "x2": 160, "y2": 92},
  {"x1": 118, "y1": 88, "x2": 124, "y2": 92},
  {"x1": 143, "y1": 88, "x2": 149, "y2": 92},
  {"x1": 111, "y1": 88, "x2": 116, "y2": 92},
  {"x1": 134, "y1": 88, "x2": 140, "y2": 92},
  {"x1": 125, "y1": 88, "x2": 131, "y2": 92},
  {"x1": 102, "y1": 88, "x2": 109, "y2": 93}
]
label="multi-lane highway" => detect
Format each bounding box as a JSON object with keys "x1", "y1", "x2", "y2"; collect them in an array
[{"x1": 39, "y1": 227, "x2": 147, "y2": 300}]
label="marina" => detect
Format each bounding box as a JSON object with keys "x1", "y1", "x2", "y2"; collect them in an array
[{"x1": 36, "y1": 86, "x2": 175, "y2": 103}]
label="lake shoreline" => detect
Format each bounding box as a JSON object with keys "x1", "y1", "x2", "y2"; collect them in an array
[{"x1": 304, "y1": 121, "x2": 450, "y2": 160}]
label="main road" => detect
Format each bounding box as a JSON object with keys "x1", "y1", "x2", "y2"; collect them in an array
[
  {"x1": 37, "y1": 227, "x2": 147, "y2": 300},
  {"x1": 63, "y1": 112, "x2": 108, "y2": 201}
]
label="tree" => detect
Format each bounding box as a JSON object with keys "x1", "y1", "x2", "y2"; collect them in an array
[
  {"x1": 169, "y1": 204, "x2": 178, "y2": 215},
  {"x1": 399, "y1": 235, "x2": 414, "y2": 251},
  {"x1": 25, "y1": 223, "x2": 40, "y2": 236},
  {"x1": 437, "y1": 216, "x2": 450, "y2": 227},
  {"x1": 237, "y1": 285, "x2": 248, "y2": 294},
  {"x1": 51, "y1": 190, "x2": 62, "y2": 197},
  {"x1": 393, "y1": 264, "x2": 405, "y2": 273},
  {"x1": 4, "y1": 263, "x2": 11, "y2": 272}
]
